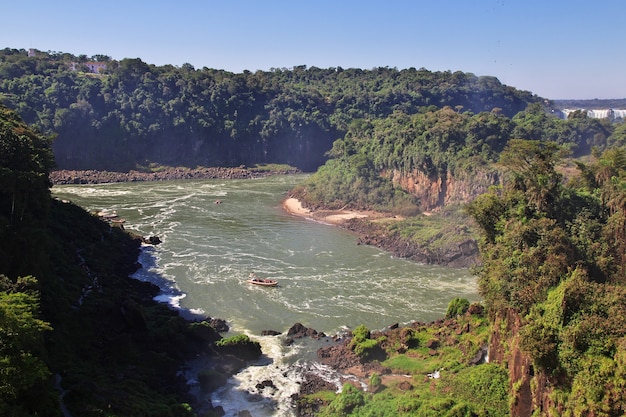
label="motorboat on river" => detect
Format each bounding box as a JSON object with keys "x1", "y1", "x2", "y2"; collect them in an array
[{"x1": 247, "y1": 273, "x2": 278, "y2": 287}]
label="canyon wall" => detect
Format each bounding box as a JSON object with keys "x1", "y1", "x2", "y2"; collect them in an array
[{"x1": 387, "y1": 168, "x2": 501, "y2": 211}]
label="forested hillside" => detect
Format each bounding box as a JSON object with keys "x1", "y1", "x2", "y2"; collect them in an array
[
  {"x1": 0, "y1": 47, "x2": 539, "y2": 172},
  {"x1": 293, "y1": 102, "x2": 619, "y2": 215},
  {"x1": 0, "y1": 104, "x2": 261, "y2": 417},
  {"x1": 466, "y1": 141, "x2": 626, "y2": 415}
]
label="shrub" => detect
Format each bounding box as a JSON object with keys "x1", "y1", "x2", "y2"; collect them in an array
[
  {"x1": 440, "y1": 363, "x2": 510, "y2": 417},
  {"x1": 215, "y1": 334, "x2": 250, "y2": 347},
  {"x1": 368, "y1": 372, "x2": 382, "y2": 392},
  {"x1": 321, "y1": 383, "x2": 365, "y2": 416},
  {"x1": 214, "y1": 334, "x2": 261, "y2": 361},
  {"x1": 445, "y1": 298, "x2": 470, "y2": 319},
  {"x1": 352, "y1": 324, "x2": 371, "y2": 343},
  {"x1": 350, "y1": 325, "x2": 386, "y2": 361}
]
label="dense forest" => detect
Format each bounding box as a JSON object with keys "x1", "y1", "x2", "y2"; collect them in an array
[
  {"x1": 0, "y1": 47, "x2": 540, "y2": 172},
  {"x1": 467, "y1": 140, "x2": 626, "y2": 415},
  {"x1": 292, "y1": 102, "x2": 620, "y2": 216}
]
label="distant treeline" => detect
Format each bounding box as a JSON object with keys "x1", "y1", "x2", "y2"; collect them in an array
[{"x1": 0, "y1": 47, "x2": 540, "y2": 171}]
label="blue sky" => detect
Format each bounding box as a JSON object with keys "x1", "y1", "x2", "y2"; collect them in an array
[{"x1": 3, "y1": 0, "x2": 625, "y2": 99}]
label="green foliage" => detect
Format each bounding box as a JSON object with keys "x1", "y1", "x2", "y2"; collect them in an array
[
  {"x1": 320, "y1": 383, "x2": 365, "y2": 416},
  {"x1": 215, "y1": 333, "x2": 252, "y2": 347},
  {"x1": 445, "y1": 297, "x2": 470, "y2": 318},
  {"x1": 0, "y1": 49, "x2": 542, "y2": 172},
  {"x1": 349, "y1": 325, "x2": 386, "y2": 361},
  {"x1": 0, "y1": 104, "x2": 55, "y2": 279},
  {"x1": 468, "y1": 141, "x2": 626, "y2": 414},
  {"x1": 368, "y1": 372, "x2": 382, "y2": 391},
  {"x1": 439, "y1": 363, "x2": 510, "y2": 417},
  {"x1": 0, "y1": 281, "x2": 52, "y2": 416},
  {"x1": 214, "y1": 334, "x2": 262, "y2": 361},
  {"x1": 352, "y1": 324, "x2": 371, "y2": 343}
]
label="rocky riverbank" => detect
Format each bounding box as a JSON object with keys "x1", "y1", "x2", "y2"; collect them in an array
[
  {"x1": 49, "y1": 166, "x2": 300, "y2": 185},
  {"x1": 289, "y1": 307, "x2": 490, "y2": 416},
  {"x1": 282, "y1": 197, "x2": 479, "y2": 268},
  {"x1": 341, "y1": 217, "x2": 479, "y2": 268}
]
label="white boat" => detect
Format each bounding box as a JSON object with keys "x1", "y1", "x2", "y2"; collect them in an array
[{"x1": 247, "y1": 273, "x2": 278, "y2": 287}]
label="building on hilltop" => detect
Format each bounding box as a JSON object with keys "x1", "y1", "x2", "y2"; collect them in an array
[
  {"x1": 68, "y1": 61, "x2": 108, "y2": 74},
  {"x1": 84, "y1": 61, "x2": 107, "y2": 74}
]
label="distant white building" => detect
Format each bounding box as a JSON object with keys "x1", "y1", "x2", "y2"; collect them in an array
[
  {"x1": 28, "y1": 48, "x2": 37, "y2": 57},
  {"x1": 84, "y1": 61, "x2": 107, "y2": 74}
]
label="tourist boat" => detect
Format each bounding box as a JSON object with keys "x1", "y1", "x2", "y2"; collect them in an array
[{"x1": 247, "y1": 273, "x2": 278, "y2": 287}]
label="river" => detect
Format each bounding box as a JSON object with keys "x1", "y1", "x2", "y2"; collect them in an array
[{"x1": 52, "y1": 174, "x2": 478, "y2": 416}]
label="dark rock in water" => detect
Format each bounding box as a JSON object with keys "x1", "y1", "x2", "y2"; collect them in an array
[
  {"x1": 261, "y1": 329, "x2": 281, "y2": 336},
  {"x1": 215, "y1": 354, "x2": 246, "y2": 374},
  {"x1": 188, "y1": 321, "x2": 222, "y2": 343},
  {"x1": 198, "y1": 369, "x2": 229, "y2": 393},
  {"x1": 256, "y1": 379, "x2": 276, "y2": 390},
  {"x1": 209, "y1": 318, "x2": 229, "y2": 333},
  {"x1": 317, "y1": 341, "x2": 360, "y2": 370},
  {"x1": 287, "y1": 322, "x2": 322, "y2": 338},
  {"x1": 287, "y1": 322, "x2": 309, "y2": 337},
  {"x1": 144, "y1": 235, "x2": 162, "y2": 245},
  {"x1": 298, "y1": 372, "x2": 337, "y2": 395},
  {"x1": 210, "y1": 405, "x2": 225, "y2": 416}
]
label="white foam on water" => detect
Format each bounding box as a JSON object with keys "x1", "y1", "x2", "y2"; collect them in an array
[
  {"x1": 210, "y1": 334, "x2": 305, "y2": 417},
  {"x1": 153, "y1": 292, "x2": 186, "y2": 309}
]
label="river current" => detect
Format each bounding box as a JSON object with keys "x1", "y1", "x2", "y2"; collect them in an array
[{"x1": 52, "y1": 174, "x2": 478, "y2": 416}]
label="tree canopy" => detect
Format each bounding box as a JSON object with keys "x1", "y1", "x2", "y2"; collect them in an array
[
  {"x1": 467, "y1": 140, "x2": 626, "y2": 414},
  {"x1": 0, "y1": 48, "x2": 541, "y2": 171}
]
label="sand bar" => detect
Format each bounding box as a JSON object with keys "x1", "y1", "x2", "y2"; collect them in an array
[{"x1": 282, "y1": 197, "x2": 377, "y2": 225}]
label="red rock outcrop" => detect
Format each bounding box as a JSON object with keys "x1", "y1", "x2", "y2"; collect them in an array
[
  {"x1": 490, "y1": 308, "x2": 556, "y2": 417},
  {"x1": 386, "y1": 168, "x2": 500, "y2": 211}
]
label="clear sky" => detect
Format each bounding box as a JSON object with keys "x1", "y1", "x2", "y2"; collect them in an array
[{"x1": 3, "y1": 0, "x2": 625, "y2": 100}]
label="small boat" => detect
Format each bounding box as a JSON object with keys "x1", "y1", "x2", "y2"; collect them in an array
[
  {"x1": 247, "y1": 278, "x2": 278, "y2": 287},
  {"x1": 247, "y1": 273, "x2": 278, "y2": 287}
]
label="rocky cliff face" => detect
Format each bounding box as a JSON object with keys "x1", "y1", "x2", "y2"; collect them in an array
[
  {"x1": 386, "y1": 168, "x2": 501, "y2": 211},
  {"x1": 490, "y1": 309, "x2": 556, "y2": 417}
]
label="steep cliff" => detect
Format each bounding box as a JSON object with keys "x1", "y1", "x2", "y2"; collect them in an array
[
  {"x1": 387, "y1": 167, "x2": 501, "y2": 212},
  {"x1": 489, "y1": 309, "x2": 554, "y2": 417}
]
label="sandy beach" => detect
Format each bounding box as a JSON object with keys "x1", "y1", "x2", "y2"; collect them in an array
[{"x1": 282, "y1": 197, "x2": 377, "y2": 225}]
